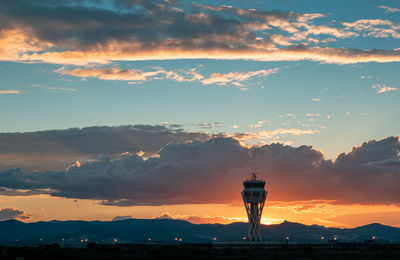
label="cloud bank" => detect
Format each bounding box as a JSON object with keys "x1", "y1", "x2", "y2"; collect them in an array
[
  {"x1": 0, "y1": 125, "x2": 211, "y2": 171},
  {"x1": 0, "y1": 135, "x2": 399, "y2": 206},
  {"x1": 0, "y1": 125, "x2": 320, "y2": 172},
  {"x1": 0, "y1": 0, "x2": 399, "y2": 65}
]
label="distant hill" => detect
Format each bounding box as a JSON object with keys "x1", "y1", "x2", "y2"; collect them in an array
[{"x1": 0, "y1": 219, "x2": 399, "y2": 246}]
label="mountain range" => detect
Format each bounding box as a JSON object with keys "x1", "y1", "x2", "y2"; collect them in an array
[{"x1": 1, "y1": 219, "x2": 399, "y2": 246}]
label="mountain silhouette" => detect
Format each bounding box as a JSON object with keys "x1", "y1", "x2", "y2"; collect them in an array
[{"x1": 1, "y1": 219, "x2": 399, "y2": 246}]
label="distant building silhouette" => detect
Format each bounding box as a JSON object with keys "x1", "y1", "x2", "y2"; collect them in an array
[{"x1": 241, "y1": 173, "x2": 267, "y2": 242}]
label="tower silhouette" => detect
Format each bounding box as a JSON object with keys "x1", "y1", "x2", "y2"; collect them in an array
[{"x1": 241, "y1": 173, "x2": 267, "y2": 242}]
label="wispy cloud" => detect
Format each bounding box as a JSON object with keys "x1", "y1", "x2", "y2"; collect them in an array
[
  {"x1": 371, "y1": 84, "x2": 398, "y2": 93},
  {"x1": 343, "y1": 19, "x2": 400, "y2": 39},
  {"x1": 378, "y1": 5, "x2": 400, "y2": 13},
  {"x1": 30, "y1": 84, "x2": 76, "y2": 92},
  {"x1": 57, "y1": 67, "x2": 278, "y2": 87},
  {"x1": 201, "y1": 69, "x2": 279, "y2": 85},
  {"x1": 250, "y1": 120, "x2": 270, "y2": 128},
  {"x1": 0, "y1": 90, "x2": 21, "y2": 94},
  {"x1": 230, "y1": 128, "x2": 320, "y2": 143},
  {"x1": 194, "y1": 122, "x2": 224, "y2": 129}
]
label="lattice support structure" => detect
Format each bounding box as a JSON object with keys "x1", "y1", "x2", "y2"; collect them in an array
[{"x1": 241, "y1": 173, "x2": 267, "y2": 242}]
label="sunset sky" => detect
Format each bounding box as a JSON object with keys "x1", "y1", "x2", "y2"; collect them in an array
[{"x1": 0, "y1": 0, "x2": 399, "y2": 228}]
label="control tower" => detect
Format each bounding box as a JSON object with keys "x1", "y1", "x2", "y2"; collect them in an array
[{"x1": 241, "y1": 173, "x2": 267, "y2": 242}]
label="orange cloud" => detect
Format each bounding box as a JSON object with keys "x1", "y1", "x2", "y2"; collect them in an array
[
  {"x1": 343, "y1": 19, "x2": 400, "y2": 38},
  {"x1": 371, "y1": 84, "x2": 398, "y2": 93},
  {"x1": 0, "y1": 2, "x2": 399, "y2": 65},
  {"x1": 0, "y1": 90, "x2": 22, "y2": 94},
  {"x1": 16, "y1": 46, "x2": 400, "y2": 65}
]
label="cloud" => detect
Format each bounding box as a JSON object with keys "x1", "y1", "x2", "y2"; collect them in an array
[
  {"x1": 0, "y1": 90, "x2": 22, "y2": 94},
  {"x1": 112, "y1": 215, "x2": 133, "y2": 221},
  {"x1": 230, "y1": 128, "x2": 320, "y2": 143},
  {"x1": 0, "y1": 124, "x2": 322, "y2": 173},
  {"x1": 0, "y1": 125, "x2": 212, "y2": 172},
  {"x1": 57, "y1": 67, "x2": 168, "y2": 81},
  {"x1": 57, "y1": 66, "x2": 277, "y2": 86},
  {"x1": 153, "y1": 211, "x2": 244, "y2": 224},
  {"x1": 378, "y1": 5, "x2": 400, "y2": 13},
  {"x1": 250, "y1": 120, "x2": 268, "y2": 128},
  {"x1": 0, "y1": 208, "x2": 31, "y2": 221},
  {"x1": 201, "y1": 69, "x2": 279, "y2": 85},
  {"x1": 30, "y1": 84, "x2": 76, "y2": 92},
  {"x1": 343, "y1": 19, "x2": 400, "y2": 39},
  {"x1": 0, "y1": 136, "x2": 399, "y2": 206},
  {"x1": 0, "y1": 1, "x2": 399, "y2": 65},
  {"x1": 371, "y1": 84, "x2": 398, "y2": 93},
  {"x1": 194, "y1": 122, "x2": 224, "y2": 129}
]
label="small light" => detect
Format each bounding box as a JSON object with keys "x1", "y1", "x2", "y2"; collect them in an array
[
  {"x1": 212, "y1": 237, "x2": 217, "y2": 241},
  {"x1": 62, "y1": 238, "x2": 65, "y2": 241},
  {"x1": 321, "y1": 236, "x2": 325, "y2": 240},
  {"x1": 242, "y1": 237, "x2": 247, "y2": 240},
  {"x1": 372, "y1": 236, "x2": 376, "y2": 240},
  {"x1": 174, "y1": 237, "x2": 178, "y2": 241},
  {"x1": 148, "y1": 238, "x2": 151, "y2": 241},
  {"x1": 81, "y1": 239, "x2": 84, "y2": 243},
  {"x1": 85, "y1": 238, "x2": 88, "y2": 242},
  {"x1": 113, "y1": 238, "x2": 118, "y2": 242},
  {"x1": 178, "y1": 238, "x2": 182, "y2": 242},
  {"x1": 286, "y1": 236, "x2": 290, "y2": 240},
  {"x1": 333, "y1": 237, "x2": 337, "y2": 241}
]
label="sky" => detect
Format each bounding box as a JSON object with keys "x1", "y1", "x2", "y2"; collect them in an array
[{"x1": 0, "y1": 0, "x2": 399, "y2": 228}]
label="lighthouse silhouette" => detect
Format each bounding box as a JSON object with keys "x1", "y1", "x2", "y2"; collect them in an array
[{"x1": 241, "y1": 173, "x2": 268, "y2": 242}]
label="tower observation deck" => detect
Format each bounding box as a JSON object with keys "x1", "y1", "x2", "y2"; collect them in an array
[{"x1": 241, "y1": 173, "x2": 268, "y2": 242}]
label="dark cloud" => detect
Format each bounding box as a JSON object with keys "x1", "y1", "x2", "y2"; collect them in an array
[
  {"x1": 0, "y1": 136, "x2": 399, "y2": 206},
  {"x1": 0, "y1": 125, "x2": 212, "y2": 172},
  {"x1": 112, "y1": 215, "x2": 133, "y2": 221},
  {"x1": 0, "y1": 208, "x2": 31, "y2": 221}
]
